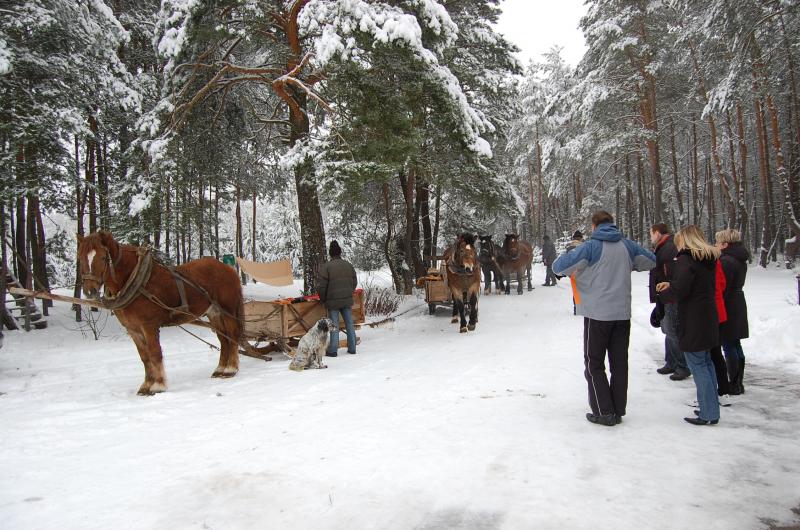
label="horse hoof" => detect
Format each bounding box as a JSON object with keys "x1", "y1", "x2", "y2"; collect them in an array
[
  {"x1": 137, "y1": 388, "x2": 155, "y2": 396},
  {"x1": 460, "y1": 327, "x2": 468, "y2": 333},
  {"x1": 319, "y1": 365, "x2": 328, "y2": 369},
  {"x1": 467, "y1": 324, "x2": 476, "y2": 331},
  {"x1": 451, "y1": 317, "x2": 459, "y2": 324}
]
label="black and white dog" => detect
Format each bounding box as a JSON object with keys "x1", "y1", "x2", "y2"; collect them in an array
[{"x1": 289, "y1": 318, "x2": 336, "y2": 371}]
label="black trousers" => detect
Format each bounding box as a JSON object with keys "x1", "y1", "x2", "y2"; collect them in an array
[{"x1": 583, "y1": 318, "x2": 630, "y2": 417}]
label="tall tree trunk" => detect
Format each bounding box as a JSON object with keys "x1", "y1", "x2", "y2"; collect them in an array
[
  {"x1": 25, "y1": 144, "x2": 50, "y2": 312},
  {"x1": 670, "y1": 117, "x2": 684, "y2": 224},
  {"x1": 235, "y1": 183, "x2": 245, "y2": 284},
  {"x1": 625, "y1": 154, "x2": 633, "y2": 238},
  {"x1": 87, "y1": 116, "x2": 98, "y2": 233},
  {"x1": 251, "y1": 189, "x2": 257, "y2": 261},
  {"x1": 382, "y1": 182, "x2": 402, "y2": 294},
  {"x1": 0, "y1": 201, "x2": 17, "y2": 330},
  {"x1": 536, "y1": 127, "x2": 543, "y2": 241},
  {"x1": 433, "y1": 184, "x2": 441, "y2": 255},
  {"x1": 397, "y1": 166, "x2": 418, "y2": 292},
  {"x1": 418, "y1": 181, "x2": 432, "y2": 268},
  {"x1": 165, "y1": 174, "x2": 171, "y2": 260},
  {"x1": 736, "y1": 103, "x2": 750, "y2": 241},
  {"x1": 636, "y1": 152, "x2": 645, "y2": 241},
  {"x1": 198, "y1": 179, "x2": 204, "y2": 257},
  {"x1": 73, "y1": 136, "x2": 84, "y2": 321},
  {"x1": 754, "y1": 93, "x2": 774, "y2": 267},
  {"x1": 707, "y1": 159, "x2": 716, "y2": 236},
  {"x1": 14, "y1": 145, "x2": 28, "y2": 289},
  {"x1": 691, "y1": 117, "x2": 700, "y2": 224},
  {"x1": 96, "y1": 133, "x2": 109, "y2": 230},
  {"x1": 214, "y1": 183, "x2": 220, "y2": 259}
]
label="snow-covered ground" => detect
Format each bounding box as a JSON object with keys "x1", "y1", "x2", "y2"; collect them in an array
[{"x1": 1, "y1": 265, "x2": 799, "y2": 529}]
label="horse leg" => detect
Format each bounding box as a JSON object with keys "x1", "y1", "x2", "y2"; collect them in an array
[
  {"x1": 142, "y1": 327, "x2": 166, "y2": 394},
  {"x1": 495, "y1": 267, "x2": 504, "y2": 293},
  {"x1": 211, "y1": 312, "x2": 240, "y2": 378},
  {"x1": 129, "y1": 329, "x2": 155, "y2": 396},
  {"x1": 527, "y1": 265, "x2": 533, "y2": 291},
  {"x1": 517, "y1": 269, "x2": 524, "y2": 294},
  {"x1": 467, "y1": 291, "x2": 478, "y2": 331},
  {"x1": 482, "y1": 264, "x2": 491, "y2": 295},
  {"x1": 451, "y1": 298, "x2": 459, "y2": 324}
]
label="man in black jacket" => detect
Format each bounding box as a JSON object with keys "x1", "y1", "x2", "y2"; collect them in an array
[
  {"x1": 649, "y1": 223, "x2": 689, "y2": 381},
  {"x1": 317, "y1": 241, "x2": 358, "y2": 357}
]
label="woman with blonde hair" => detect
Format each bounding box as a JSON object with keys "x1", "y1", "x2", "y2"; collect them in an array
[
  {"x1": 656, "y1": 225, "x2": 721, "y2": 425},
  {"x1": 715, "y1": 228, "x2": 750, "y2": 394}
]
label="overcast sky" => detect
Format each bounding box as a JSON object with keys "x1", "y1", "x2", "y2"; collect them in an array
[{"x1": 494, "y1": 0, "x2": 588, "y2": 68}]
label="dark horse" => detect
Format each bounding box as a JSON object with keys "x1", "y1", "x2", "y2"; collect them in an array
[
  {"x1": 497, "y1": 234, "x2": 534, "y2": 294},
  {"x1": 444, "y1": 234, "x2": 482, "y2": 332},
  {"x1": 77, "y1": 231, "x2": 243, "y2": 395},
  {"x1": 478, "y1": 235, "x2": 505, "y2": 295}
]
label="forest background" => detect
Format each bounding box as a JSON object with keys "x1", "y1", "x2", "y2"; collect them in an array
[{"x1": 2, "y1": 0, "x2": 800, "y2": 329}]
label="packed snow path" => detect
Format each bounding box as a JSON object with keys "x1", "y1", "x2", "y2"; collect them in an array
[{"x1": 1, "y1": 267, "x2": 799, "y2": 529}]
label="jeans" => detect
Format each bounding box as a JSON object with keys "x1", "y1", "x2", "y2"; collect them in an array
[
  {"x1": 327, "y1": 306, "x2": 356, "y2": 354},
  {"x1": 684, "y1": 350, "x2": 720, "y2": 421},
  {"x1": 544, "y1": 264, "x2": 557, "y2": 285},
  {"x1": 661, "y1": 303, "x2": 687, "y2": 371}
]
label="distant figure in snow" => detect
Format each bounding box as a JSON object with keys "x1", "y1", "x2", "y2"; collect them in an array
[
  {"x1": 553, "y1": 211, "x2": 656, "y2": 427},
  {"x1": 541, "y1": 235, "x2": 558, "y2": 286}
]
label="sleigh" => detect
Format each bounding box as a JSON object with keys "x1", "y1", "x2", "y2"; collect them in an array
[
  {"x1": 239, "y1": 289, "x2": 365, "y2": 360},
  {"x1": 420, "y1": 255, "x2": 452, "y2": 315}
]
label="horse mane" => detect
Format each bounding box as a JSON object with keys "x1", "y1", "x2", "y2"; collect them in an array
[{"x1": 461, "y1": 233, "x2": 476, "y2": 246}]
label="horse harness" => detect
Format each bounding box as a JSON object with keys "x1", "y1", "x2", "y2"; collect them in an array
[
  {"x1": 447, "y1": 244, "x2": 478, "y2": 277},
  {"x1": 86, "y1": 245, "x2": 216, "y2": 319}
]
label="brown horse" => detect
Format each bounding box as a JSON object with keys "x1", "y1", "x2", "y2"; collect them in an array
[
  {"x1": 444, "y1": 234, "x2": 481, "y2": 332},
  {"x1": 497, "y1": 234, "x2": 534, "y2": 294},
  {"x1": 77, "y1": 231, "x2": 243, "y2": 395}
]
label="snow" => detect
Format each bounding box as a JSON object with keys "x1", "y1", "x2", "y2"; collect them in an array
[{"x1": 1, "y1": 266, "x2": 799, "y2": 529}]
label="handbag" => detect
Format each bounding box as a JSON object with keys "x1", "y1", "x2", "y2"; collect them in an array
[{"x1": 650, "y1": 297, "x2": 665, "y2": 328}]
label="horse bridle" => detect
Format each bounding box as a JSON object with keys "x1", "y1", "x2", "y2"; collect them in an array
[
  {"x1": 504, "y1": 237, "x2": 520, "y2": 260},
  {"x1": 81, "y1": 244, "x2": 122, "y2": 288}
]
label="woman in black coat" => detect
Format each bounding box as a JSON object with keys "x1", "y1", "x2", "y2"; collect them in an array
[
  {"x1": 656, "y1": 225, "x2": 721, "y2": 426},
  {"x1": 715, "y1": 229, "x2": 750, "y2": 395}
]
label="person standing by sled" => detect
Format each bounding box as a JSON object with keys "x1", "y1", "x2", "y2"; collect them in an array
[
  {"x1": 656, "y1": 225, "x2": 721, "y2": 426},
  {"x1": 542, "y1": 235, "x2": 558, "y2": 286},
  {"x1": 553, "y1": 211, "x2": 656, "y2": 427},
  {"x1": 317, "y1": 241, "x2": 358, "y2": 357},
  {"x1": 648, "y1": 223, "x2": 690, "y2": 381}
]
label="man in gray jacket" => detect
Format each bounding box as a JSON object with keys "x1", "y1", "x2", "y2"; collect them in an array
[
  {"x1": 553, "y1": 211, "x2": 656, "y2": 427},
  {"x1": 317, "y1": 241, "x2": 358, "y2": 357}
]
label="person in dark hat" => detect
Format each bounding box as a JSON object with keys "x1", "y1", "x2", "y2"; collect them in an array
[{"x1": 316, "y1": 241, "x2": 358, "y2": 356}]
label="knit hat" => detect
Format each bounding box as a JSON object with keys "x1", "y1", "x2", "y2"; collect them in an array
[
  {"x1": 572, "y1": 230, "x2": 583, "y2": 240},
  {"x1": 329, "y1": 240, "x2": 342, "y2": 258}
]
